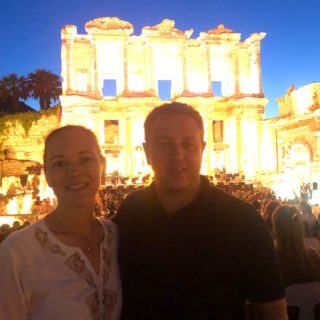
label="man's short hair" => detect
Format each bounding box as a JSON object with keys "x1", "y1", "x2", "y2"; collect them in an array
[{"x1": 144, "y1": 102, "x2": 204, "y2": 142}]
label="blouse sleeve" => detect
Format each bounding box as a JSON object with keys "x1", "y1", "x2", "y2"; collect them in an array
[{"x1": 0, "y1": 240, "x2": 28, "y2": 320}]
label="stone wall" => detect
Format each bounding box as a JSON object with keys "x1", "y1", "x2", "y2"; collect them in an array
[{"x1": 0, "y1": 106, "x2": 61, "y2": 178}]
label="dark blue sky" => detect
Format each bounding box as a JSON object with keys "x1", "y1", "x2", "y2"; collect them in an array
[{"x1": 1, "y1": 0, "x2": 319, "y2": 117}]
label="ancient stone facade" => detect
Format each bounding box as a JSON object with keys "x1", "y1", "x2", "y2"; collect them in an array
[
  {"x1": 269, "y1": 83, "x2": 320, "y2": 198},
  {"x1": 0, "y1": 108, "x2": 60, "y2": 164},
  {"x1": 60, "y1": 17, "x2": 274, "y2": 180}
]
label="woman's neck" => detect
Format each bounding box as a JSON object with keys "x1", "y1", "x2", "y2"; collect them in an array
[{"x1": 46, "y1": 203, "x2": 96, "y2": 236}]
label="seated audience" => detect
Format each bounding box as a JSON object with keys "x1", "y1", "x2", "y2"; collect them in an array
[
  {"x1": 300, "y1": 201, "x2": 317, "y2": 229},
  {"x1": 273, "y1": 205, "x2": 320, "y2": 286}
]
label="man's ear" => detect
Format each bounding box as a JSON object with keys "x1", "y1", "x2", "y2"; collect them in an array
[
  {"x1": 201, "y1": 141, "x2": 206, "y2": 153},
  {"x1": 143, "y1": 142, "x2": 151, "y2": 165}
]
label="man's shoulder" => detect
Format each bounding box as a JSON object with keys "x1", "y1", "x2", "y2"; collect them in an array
[
  {"x1": 113, "y1": 186, "x2": 153, "y2": 224},
  {"x1": 204, "y1": 184, "x2": 253, "y2": 212},
  {"x1": 121, "y1": 186, "x2": 151, "y2": 207}
]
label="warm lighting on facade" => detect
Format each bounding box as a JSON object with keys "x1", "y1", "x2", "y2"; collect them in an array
[{"x1": 60, "y1": 17, "x2": 269, "y2": 183}]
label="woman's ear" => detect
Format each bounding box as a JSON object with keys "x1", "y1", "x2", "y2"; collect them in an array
[{"x1": 100, "y1": 156, "x2": 106, "y2": 184}]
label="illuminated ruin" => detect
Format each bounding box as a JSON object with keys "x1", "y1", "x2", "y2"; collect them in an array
[
  {"x1": 1, "y1": 18, "x2": 320, "y2": 222},
  {"x1": 269, "y1": 83, "x2": 320, "y2": 201},
  {"x1": 60, "y1": 17, "x2": 272, "y2": 181}
]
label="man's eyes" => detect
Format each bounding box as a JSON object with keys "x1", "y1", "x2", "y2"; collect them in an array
[
  {"x1": 182, "y1": 140, "x2": 195, "y2": 148},
  {"x1": 79, "y1": 156, "x2": 94, "y2": 164},
  {"x1": 158, "y1": 141, "x2": 169, "y2": 147},
  {"x1": 156, "y1": 140, "x2": 196, "y2": 149}
]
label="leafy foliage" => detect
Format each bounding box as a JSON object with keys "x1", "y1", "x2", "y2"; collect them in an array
[
  {"x1": 26, "y1": 69, "x2": 62, "y2": 110},
  {"x1": 0, "y1": 105, "x2": 61, "y2": 153},
  {"x1": 0, "y1": 70, "x2": 62, "y2": 113}
]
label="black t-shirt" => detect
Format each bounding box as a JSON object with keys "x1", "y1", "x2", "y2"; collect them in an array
[{"x1": 113, "y1": 177, "x2": 284, "y2": 319}]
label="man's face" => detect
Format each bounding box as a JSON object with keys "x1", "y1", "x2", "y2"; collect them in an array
[{"x1": 143, "y1": 114, "x2": 206, "y2": 195}]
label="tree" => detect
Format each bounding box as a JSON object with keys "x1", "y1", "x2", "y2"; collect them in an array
[
  {"x1": 0, "y1": 73, "x2": 29, "y2": 111},
  {"x1": 27, "y1": 69, "x2": 61, "y2": 110},
  {"x1": 0, "y1": 73, "x2": 31, "y2": 114}
]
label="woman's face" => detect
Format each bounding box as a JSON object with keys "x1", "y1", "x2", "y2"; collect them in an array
[{"x1": 44, "y1": 128, "x2": 105, "y2": 208}]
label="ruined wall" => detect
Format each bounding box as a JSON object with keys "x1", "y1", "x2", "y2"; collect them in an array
[{"x1": 0, "y1": 106, "x2": 61, "y2": 176}]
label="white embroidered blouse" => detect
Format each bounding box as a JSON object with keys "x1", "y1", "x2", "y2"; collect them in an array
[{"x1": 0, "y1": 218, "x2": 122, "y2": 320}]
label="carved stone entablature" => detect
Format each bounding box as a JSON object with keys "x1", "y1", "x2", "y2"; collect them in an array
[
  {"x1": 279, "y1": 119, "x2": 313, "y2": 131},
  {"x1": 179, "y1": 90, "x2": 213, "y2": 98},
  {"x1": 85, "y1": 17, "x2": 134, "y2": 36},
  {"x1": 227, "y1": 93, "x2": 265, "y2": 100},
  {"x1": 121, "y1": 89, "x2": 156, "y2": 98},
  {"x1": 188, "y1": 38, "x2": 202, "y2": 47},
  {"x1": 142, "y1": 19, "x2": 193, "y2": 39},
  {"x1": 200, "y1": 24, "x2": 241, "y2": 43},
  {"x1": 242, "y1": 33, "x2": 266, "y2": 47}
]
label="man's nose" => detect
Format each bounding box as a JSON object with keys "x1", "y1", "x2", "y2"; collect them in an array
[{"x1": 171, "y1": 143, "x2": 184, "y2": 159}]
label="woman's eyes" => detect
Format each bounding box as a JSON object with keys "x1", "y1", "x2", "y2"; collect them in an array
[
  {"x1": 51, "y1": 157, "x2": 95, "y2": 168},
  {"x1": 52, "y1": 160, "x2": 66, "y2": 168}
]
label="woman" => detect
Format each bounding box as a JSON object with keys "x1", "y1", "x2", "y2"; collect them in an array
[
  {"x1": 262, "y1": 200, "x2": 280, "y2": 233},
  {"x1": 272, "y1": 205, "x2": 320, "y2": 286},
  {"x1": 0, "y1": 125, "x2": 122, "y2": 320}
]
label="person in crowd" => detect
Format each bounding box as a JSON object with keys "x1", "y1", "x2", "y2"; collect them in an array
[
  {"x1": 262, "y1": 200, "x2": 281, "y2": 233},
  {"x1": 272, "y1": 205, "x2": 320, "y2": 286},
  {"x1": 302, "y1": 220, "x2": 320, "y2": 255},
  {"x1": 0, "y1": 125, "x2": 121, "y2": 320},
  {"x1": 114, "y1": 102, "x2": 287, "y2": 319},
  {"x1": 312, "y1": 213, "x2": 320, "y2": 241},
  {"x1": 300, "y1": 200, "x2": 317, "y2": 229},
  {"x1": 0, "y1": 223, "x2": 11, "y2": 243}
]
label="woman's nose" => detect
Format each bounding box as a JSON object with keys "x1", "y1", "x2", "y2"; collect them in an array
[{"x1": 66, "y1": 161, "x2": 82, "y2": 176}]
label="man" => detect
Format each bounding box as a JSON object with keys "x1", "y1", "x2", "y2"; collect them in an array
[{"x1": 114, "y1": 102, "x2": 287, "y2": 319}]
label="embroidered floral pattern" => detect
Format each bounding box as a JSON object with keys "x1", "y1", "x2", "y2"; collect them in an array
[
  {"x1": 102, "y1": 289, "x2": 117, "y2": 319},
  {"x1": 86, "y1": 290, "x2": 100, "y2": 315},
  {"x1": 65, "y1": 252, "x2": 95, "y2": 286},
  {"x1": 102, "y1": 248, "x2": 112, "y2": 284},
  {"x1": 35, "y1": 227, "x2": 66, "y2": 256},
  {"x1": 105, "y1": 223, "x2": 113, "y2": 245}
]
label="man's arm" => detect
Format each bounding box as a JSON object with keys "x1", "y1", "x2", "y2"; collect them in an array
[{"x1": 254, "y1": 298, "x2": 288, "y2": 320}]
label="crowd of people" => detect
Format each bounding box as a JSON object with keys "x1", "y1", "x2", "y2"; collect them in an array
[{"x1": 0, "y1": 102, "x2": 320, "y2": 319}]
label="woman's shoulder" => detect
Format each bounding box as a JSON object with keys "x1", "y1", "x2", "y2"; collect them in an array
[
  {"x1": 99, "y1": 218, "x2": 118, "y2": 235},
  {"x1": 2, "y1": 219, "x2": 43, "y2": 244},
  {"x1": 0, "y1": 219, "x2": 45, "y2": 258}
]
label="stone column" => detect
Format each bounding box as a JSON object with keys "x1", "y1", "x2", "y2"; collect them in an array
[
  {"x1": 311, "y1": 133, "x2": 320, "y2": 181},
  {"x1": 236, "y1": 113, "x2": 243, "y2": 173},
  {"x1": 146, "y1": 42, "x2": 155, "y2": 93},
  {"x1": 125, "y1": 119, "x2": 133, "y2": 177},
  {"x1": 91, "y1": 39, "x2": 99, "y2": 96},
  {"x1": 206, "y1": 45, "x2": 212, "y2": 95},
  {"x1": 182, "y1": 43, "x2": 188, "y2": 93},
  {"x1": 232, "y1": 51, "x2": 240, "y2": 96},
  {"x1": 123, "y1": 40, "x2": 128, "y2": 92},
  {"x1": 253, "y1": 44, "x2": 262, "y2": 95},
  {"x1": 64, "y1": 39, "x2": 73, "y2": 93}
]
